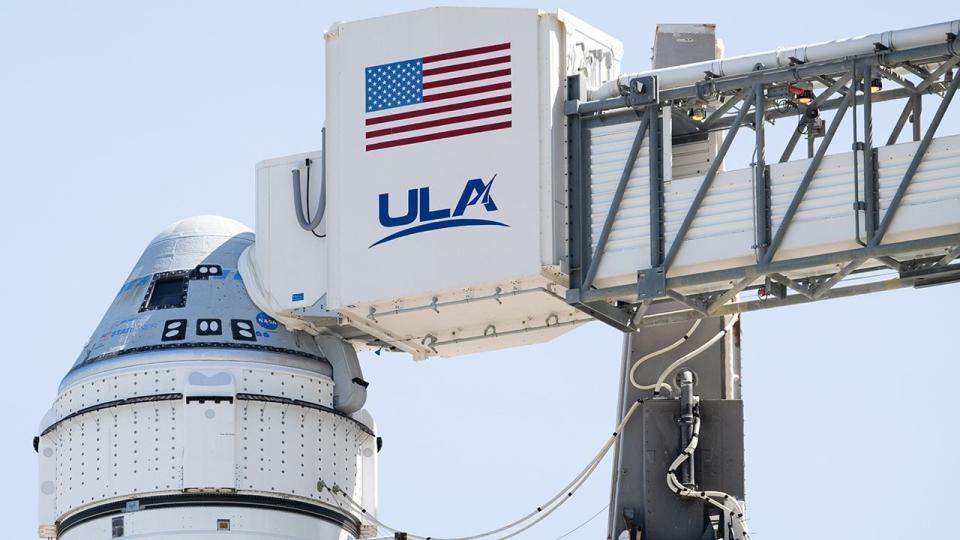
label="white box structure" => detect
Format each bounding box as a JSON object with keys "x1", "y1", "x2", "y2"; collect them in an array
[
  {"x1": 255, "y1": 8, "x2": 623, "y2": 358},
  {"x1": 252, "y1": 8, "x2": 960, "y2": 355}
]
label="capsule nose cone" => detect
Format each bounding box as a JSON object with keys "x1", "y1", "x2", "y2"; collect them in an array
[
  {"x1": 61, "y1": 215, "x2": 326, "y2": 389},
  {"x1": 149, "y1": 215, "x2": 253, "y2": 245}
]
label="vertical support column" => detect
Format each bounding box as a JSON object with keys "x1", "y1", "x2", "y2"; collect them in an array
[
  {"x1": 753, "y1": 84, "x2": 770, "y2": 259},
  {"x1": 911, "y1": 93, "x2": 923, "y2": 142},
  {"x1": 649, "y1": 105, "x2": 664, "y2": 268},
  {"x1": 608, "y1": 308, "x2": 743, "y2": 540},
  {"x1": 566, "y1": 75, "x2": 588, "y2": 291},
  {"x1": 862, "y1": 64, "x2": 879, "y2": 241}
]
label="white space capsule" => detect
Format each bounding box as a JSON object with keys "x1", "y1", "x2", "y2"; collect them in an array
[{"x1": 36, "y1": 216, "x2": 378, "y2": 540}]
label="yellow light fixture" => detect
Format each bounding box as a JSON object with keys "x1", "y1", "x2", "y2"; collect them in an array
[
  {"x1": 870, "y1": 78, "x2": 882, "y2": 93},
  {"x1": 797, "y1": 89, "x2": 815, "y2": 105},
  {"x1": 688, "y1": 108, "x2": 706, "y2": 122}
]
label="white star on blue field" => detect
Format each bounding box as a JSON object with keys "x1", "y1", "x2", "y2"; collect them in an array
[{"x1": 365, "y1": 59, "x2": 424, "y2": 112}]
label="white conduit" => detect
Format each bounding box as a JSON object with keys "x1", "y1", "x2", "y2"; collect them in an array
[
  {"x1": 653, "y1": 315, "x2": 739, "y2": 397},
  {"x1": 628, "y1": 319, "x2": 701, "y2": 391},
  {"x1": 321, "y1": 400, "x2": 645, "y2": 540},
  {"x1": 591, "y1": 20, "x2": 960, "y2": 99},
  {"x1": 629, "y1": 315, "x2": 739, "y2": 396},
  {"x1": 666, "y1": 417, "x2": 749, "y2": 540}
]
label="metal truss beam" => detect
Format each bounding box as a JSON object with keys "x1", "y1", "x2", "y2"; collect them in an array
[{"x1": 565, "y1": 41, "x2": 960, "y2": 331}]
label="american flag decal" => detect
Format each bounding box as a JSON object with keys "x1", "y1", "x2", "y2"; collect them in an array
[{"x1": 364, "y1": 42, "x2": 512, "y2": 151}]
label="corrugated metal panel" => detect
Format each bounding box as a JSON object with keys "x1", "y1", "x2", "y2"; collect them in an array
[
  {"x1": 587, "y1": 120, "x2": 652, "y2": 284},
  {"x1": 878, "y1": 135, "x2": 960, "y2": 244},
  {"x1": 664, "y1": 167, "x2": 755, "y2": 276},
  {"x1": 769, "y1": 151, "x2": 863, "y2": 261},
  {"x1": 672, "y1": 139, "x2": 713, "y2": 178},
  {"x1": 589, "y1": 129, "x2": 960, "y2": 287}
]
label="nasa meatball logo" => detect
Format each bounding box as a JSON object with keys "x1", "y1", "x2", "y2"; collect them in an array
[{"x1": 256, "y1": 312, "x2": 280, "y2": 330}]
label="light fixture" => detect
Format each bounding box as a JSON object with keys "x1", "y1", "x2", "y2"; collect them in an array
[
  {"x1": 797, "y1": 89, "x2": 815, "y2": 105},
  {"x1": 688, "y1": 107, "x2": 706, "y2": 122},
  {"x1": 870, "y1": 78, "x2": 882, "y2": 93}
]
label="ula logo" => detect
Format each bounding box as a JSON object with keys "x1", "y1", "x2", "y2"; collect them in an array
[{"x1": 370, "y1": 175, "x2": 508, "y2": 247}]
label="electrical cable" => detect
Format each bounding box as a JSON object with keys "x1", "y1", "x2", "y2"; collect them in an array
[
  {"x1": 553, "y1": 504, "x2": 608, "y2": 540},
  {"x1": 628, "y1": 319, "x2": 702, "y2": 390},
  {"x1": 320, "y1": 400, "x2": 645, "y2": 540}
]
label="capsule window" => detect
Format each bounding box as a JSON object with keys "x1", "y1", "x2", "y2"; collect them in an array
[
  {"x1": 143, "y1": 274, "x2": 188, "y2": 311},
  {"x1": 217, "y1": 519, "x2": 231, "y2": 531}
]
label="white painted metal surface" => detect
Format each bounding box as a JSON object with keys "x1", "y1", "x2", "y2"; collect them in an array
[
  {"x1": 255, "y1": 152, "x2": 327, "y2": 315},
  {"x1": 254, "y1": 8, "x2": 622, "y2": 358},
  {"x1": 251, "y1": 9, "x2": 960, "y2": 357},
  {"x1": 39, "y1": 216, "x2": 377, "y2": 539},
  {"x1": 39, "y1": 356, "x2": 376, "y2": 539}
]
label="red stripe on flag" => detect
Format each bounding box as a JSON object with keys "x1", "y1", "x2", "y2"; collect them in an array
[
  {"x1": 365, "y1": 95, "x2": 512, "y2": 126},
  {"x1": 366, "y1": 108, "x2": 512, "y2": 138},
  {"x1": 423, "y1": 82, "x2": 511, "y2": 102},
  {"x1": 422, "y1": 42, "x2": 510, "y2": 64},
  {"x1": 422, "y1": 55, "x2": 510, "y2": 77},
  {"x1": 366, "y1": 121, "x2": 512, "y2": 151},
  {"x1": 422, "y1": 68, "x2": 511, "y2": 89}
]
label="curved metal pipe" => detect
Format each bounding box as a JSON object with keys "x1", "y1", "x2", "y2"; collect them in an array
[
  {"x1": 292, "y1": 130, "x2": 326, "y2": 231},
  {"x1": 592, "y1": 20, "x2": 960, "y2": 99}
]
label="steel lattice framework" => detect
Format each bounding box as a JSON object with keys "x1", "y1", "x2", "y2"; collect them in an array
[{"x1": 566, "y1": 38, "x2": 960, "y2": 330}]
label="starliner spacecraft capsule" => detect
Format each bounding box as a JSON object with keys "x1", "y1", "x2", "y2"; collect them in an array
[{"x1": 36, "y1": 216, "x2": 378, "y2": 540}]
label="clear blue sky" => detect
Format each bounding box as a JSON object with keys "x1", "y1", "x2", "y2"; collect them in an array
[{"x1": 2, "y1": 1, "x2": 958, "y2": 539}]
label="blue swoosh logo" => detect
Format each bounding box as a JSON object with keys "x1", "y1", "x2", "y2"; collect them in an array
[{"x1": 370, "y1": 218, "x2": 509, "y2": 247}]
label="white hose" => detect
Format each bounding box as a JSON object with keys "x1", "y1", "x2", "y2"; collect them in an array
[
  {"x1": 653, "y1": 315, "x2": 739, "y2": 397},
  {"x1": 629, "y1": 319, "x2": 702, "y2": 390},
  {"x1": 666, "y1": 416, "x2": 750, "y2": 540},
  {"x1": 322, "y1": 400, "x2": 645, "y2": 540}
]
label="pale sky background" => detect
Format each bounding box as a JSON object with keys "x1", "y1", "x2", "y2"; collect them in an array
[{"x1": 2, "y1": 1, "x2": 959, "y2": 539}]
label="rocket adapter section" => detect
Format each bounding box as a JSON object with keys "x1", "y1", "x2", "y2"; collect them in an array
[{"x1": 36, "y1": 216, "x2": 378, "y2": 539}]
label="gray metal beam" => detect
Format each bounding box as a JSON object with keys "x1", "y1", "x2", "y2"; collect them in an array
[
  {"x1": 915, "y1": 57, "x2": 960, "y2": 94},
  {"x1": 629, "y1": 299, "x2": 653, "y2": 326},
  {"x1": 813, "y1": 74, "x2": 851, "y2": 107},
  {"x1": 649, "y1": 107, "x2": 664, "y2": 268},
  {"x1": 665, "y1": 289, "x2": 710, "y2": 316},
  {"x1": 702, "y1": 87, "x2": 750, "y2": 128},
  {"x1": 638, "y1": 276, "x2": 914, "y2": 327},
  {"x1": 875, "y1": 66, "x2": 916, "y2": 90},
  {"x1": 706, "y1": 276, "x2": 756, "y2": 314},
  {"x1": 767, "y1": 273, "x2": 814, "y2": 299},
  {"x1": 934, "y1": 245, "x2": 960, "y2": 267},
  {"x1": 577, "y1": 233, "x2": 960, "y2": 303},
  {"x1": 779, "y1": 120, "x2": 805, "y2": 163},
  {"x1": 754, "y1": 83, "x2": 770, "y2": 260},
  {"x1": 810, "y1": 258, "x2": 867, "y2": 299},
  {"x1": 862, "y1": 64, "x2": 879, "y2": 242},
  {"x1": 886, "y1": 99, "x2": 914, "y2": 146},
  {"x1": 912, "y1": 93, "x2": 923, "y2": 142}
]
